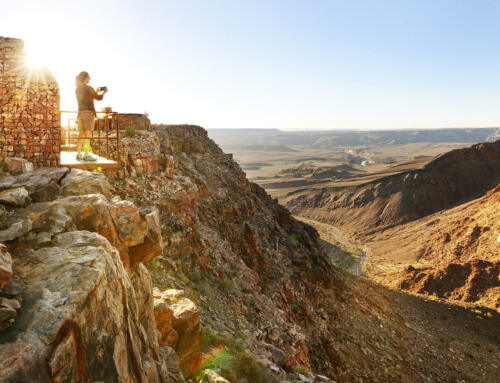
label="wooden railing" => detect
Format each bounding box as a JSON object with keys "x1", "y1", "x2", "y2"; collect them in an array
[{"x1": 59, "y1": 110, "x2": 121, "y2": 163}]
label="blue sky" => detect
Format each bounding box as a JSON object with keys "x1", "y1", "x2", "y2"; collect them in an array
[{"x1": 2, "y1": 0, "x2": 500, "y2": 130}]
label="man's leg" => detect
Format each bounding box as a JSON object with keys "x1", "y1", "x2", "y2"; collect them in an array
[
  {"x1": 76, "y1": 115, "x2": 85, "y2": 160},
  {"x1": 76, "y1": 130, "x2": 83, "y2": 154},
  {"x1": 82, "y1": 130, "x2": 91, "y2": 155}
]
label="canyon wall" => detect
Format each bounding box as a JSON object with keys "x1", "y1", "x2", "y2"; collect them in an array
[
  {"x1": 0, "y1": 37, "x2": 60, "y2": 167},
  {"x1": 284, "y1": 140, "x2": 500, "y2": 235}
]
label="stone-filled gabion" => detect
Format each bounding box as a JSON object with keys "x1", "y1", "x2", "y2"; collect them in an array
[{"x1": 0, "y1": 37, "x2": 60, "y2": 167}]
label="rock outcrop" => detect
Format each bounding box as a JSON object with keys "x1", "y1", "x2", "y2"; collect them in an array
[
  {"x1": 201, "y1": 369, "x2": 230, "y2": 383},
  {"x1": 0, "y1": 245, "x2": 12, "y2": 288},
  {"x1": 0, "y1": 168, "x2": 169, "y2": 382},
  {"x1": 154, "y1": 288, "x2": 202, "y2": 373}
]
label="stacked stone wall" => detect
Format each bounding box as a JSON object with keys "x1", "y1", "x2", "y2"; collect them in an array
[{"x1": 0, "y1": 37, "x2": 60, "y2": 167}]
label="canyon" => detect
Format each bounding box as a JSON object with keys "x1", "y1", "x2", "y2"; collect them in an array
[{"x1": 0, "y1": 125, "x2": 498, "y2": 383}]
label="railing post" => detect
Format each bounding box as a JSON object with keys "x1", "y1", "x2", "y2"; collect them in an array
[
  {"x1": 59, "y1": 111, "x2": 61, "y2": 166},
  {"x1": 116, "y1": 113, "x2": 120, "y2": 163},
  {"x1": 98, "y1": 113, "x2": 101, "y2": 157}
]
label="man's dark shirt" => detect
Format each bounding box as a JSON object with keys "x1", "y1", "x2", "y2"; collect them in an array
[{"x1": 75, "y1": 85, "x2": 103, "y2": 113}]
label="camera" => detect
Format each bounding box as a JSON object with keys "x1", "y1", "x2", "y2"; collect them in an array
[{"x1": 98, "y1": 86, "x2": 108, "y2": 93}]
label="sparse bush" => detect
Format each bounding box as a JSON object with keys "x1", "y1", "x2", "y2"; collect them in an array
[
  {"x1": 202, "y1": 328, "x2": 220, "y2": 352},
  {"x1": 294, "y1": 366, "x2": 312, "y2": 376},
  {"x1": 197, "y1": 330, "x2": 276, "y2": 382},
  {"x1": 290, "y1": 232, "x2": 300, "y2": 244},
  {"x1": 149, "y1": 258, "x2": 161, "y2": 271},
  {"x1": 198, "y1": 348, "x2": 236, "y2": 380},
  {"x1": 125, "y1": 125, "x2": 138, "y2": 137},
  {"x1": 233, "y1": 351, "x2": 277, "y2": 383},
  {"x1": 217, "y1": 277, "x2": 233, "y2": 292}
]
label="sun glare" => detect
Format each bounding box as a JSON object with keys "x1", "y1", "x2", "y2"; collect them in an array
[{"x1": 24, "y1": 52, "x2": 45, "y2": 71}]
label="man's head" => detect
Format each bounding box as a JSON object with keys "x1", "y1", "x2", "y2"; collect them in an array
[{"x1": 75, "y1": 71, "x2": 90, "y2": 86}]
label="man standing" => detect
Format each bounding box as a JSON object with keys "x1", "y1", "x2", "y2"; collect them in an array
[{"x1": 75, "y1": 71, "x2": 107, "y2": 161}]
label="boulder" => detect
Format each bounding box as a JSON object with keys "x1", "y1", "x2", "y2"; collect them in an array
[
  {"x1": 0, "y1": 231, "x2": 169, "y2": 383},
  {"x1": 58, "y1": 194, "x2": 127, "y2": 257},
  {"x1": 133, "y1": 157, "x2": 161, "y2": 175},
  {"x1": 0, "y1": 277, "x2": 23, "y2": 299},
  {"x1": 315, "y1": 375, "x2": 336, "y2": 382},
  {"x1": 5, "y1": 168, "x2": 68, "y2": 202},
  {"x1": 1, "y1": 193, "x2": 163, "y2": 267},
  {"x1": 0, "y1": 188, "x2": 29, "y2": 207},
  {"x1": 3, "y1": 158, "x2": 33, "y2": 175},
  {"x1": 0, "y1": 304, "x2": 16, "y2": 331},
  {"x1": 154, "y1": 287, "x2": 179, "y2": 348},
  {"x1": 153, "y1": 289, "x2": 202, "y2": 373},
  {"x1": 160, "y1": 346, "x2": 186, "y2": 383},
  {"x1": 1, "y1": 201, "x2": 70, "y2": 248},
  {"x1": 129, "y1": 206, "x2": 163, "y2": 266},
  {"x1": 0, "y1": 217, "x2": 32, "y2": 243},
  {"x1": 201, "y1": 369, "x2": 230, "y2": 383},
  {"x1": 0, "y1": 244, "x2": 12, "y2": 287},
  {"x1": 257, "y1": 341, "x2": 286, "y2": 367},
  {"x1": 164, "y1": 155, "x2": 175, "y2": 177},
  {"x1": 109, "y1": 198, "x2": 147, "y2": 247},
  {"x1": 60, "y1": 168, "x2": 111, "y2": 197}
]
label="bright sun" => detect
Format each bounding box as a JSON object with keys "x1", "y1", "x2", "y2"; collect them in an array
[{"x1": 24, "y1": 53, "x2": 44, "y2": 71}]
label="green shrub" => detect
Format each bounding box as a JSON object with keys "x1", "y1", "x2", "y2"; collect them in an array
[
  {"x1": 197, "y1": 330, "x2": 276, "y2": 383},
  {"x1": 217, "y1": 277, "x2": 233, "y2": 292},
  {"x1": 233, "y1": 351, "x2": 277, "y2": 383},
  {"x1": 290, "y1": 232, "x2": 300, "y2": 244},
  {"x1": 149, "y1": 258, "x2": 161, "y2": 271},
  {"x1": 198, "y1": 348, "x2": 236, "y2": 380},
  {"x1": 195, "y1": 348, "x2": 276, "y2": 383},
  {"x1": 125, "y1": 125, "x2": 138, "y2": 137},
  {"x1": 294, "y1": 366, "x2": 312, "y2": 376},
  {"x1": 202, "y1": 328, "x2": 220, "y2": 352}
]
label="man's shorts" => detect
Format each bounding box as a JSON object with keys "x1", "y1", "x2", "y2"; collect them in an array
[{"x1": 78, "y1": 110, "x2": 96, "y2": 132}]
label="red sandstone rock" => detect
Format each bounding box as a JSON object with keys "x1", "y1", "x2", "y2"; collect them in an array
[
  {"x1": 60, "y1": 168, "x2": 111, "y2": 198},
  {"x1": 3, "y1": 158, "x2": 33, "y2": 175},
  {"x1": 153, "y1": 288, "x2": 202, "y2": 374},
  {"x1": 0, "y1": 187, "x2": 29, "y2": 207},
  {"x1": 0, "y1": 245, "x2": 12, "y2": 287},
  {"x1": 153, "y1": 287, "x2": 179, "y2": 348},
  {"x1": 0, "y1": 231, "x2": 169, "y2": 382}
]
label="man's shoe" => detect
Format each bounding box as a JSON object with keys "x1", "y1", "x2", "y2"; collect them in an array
[{"x1": 83, "y1": 153, "x2": 97, "y2": 162}]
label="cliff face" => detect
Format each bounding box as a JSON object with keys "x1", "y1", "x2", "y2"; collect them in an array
[
  {"x1": 398, "y1": 184, "x2": 500, "y2": 309},
  {"x1": 283, "y1": 140, "x2": 500, "y2": 235},
  {"x1": 112, "y1": 126, "x2": 500, "y2": 383},
  {"x1": 113, "y1": 126, "x2": 339, "y2": 377}
]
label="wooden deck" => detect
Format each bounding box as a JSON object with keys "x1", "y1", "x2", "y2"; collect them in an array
[{"x1": 60, "y1": 151, "x2": 120, "y2": 170}]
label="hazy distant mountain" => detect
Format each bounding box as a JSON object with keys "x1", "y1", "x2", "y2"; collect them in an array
[{"x1": 208, "y1": 127, "x2": 500, "y2": 150}]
